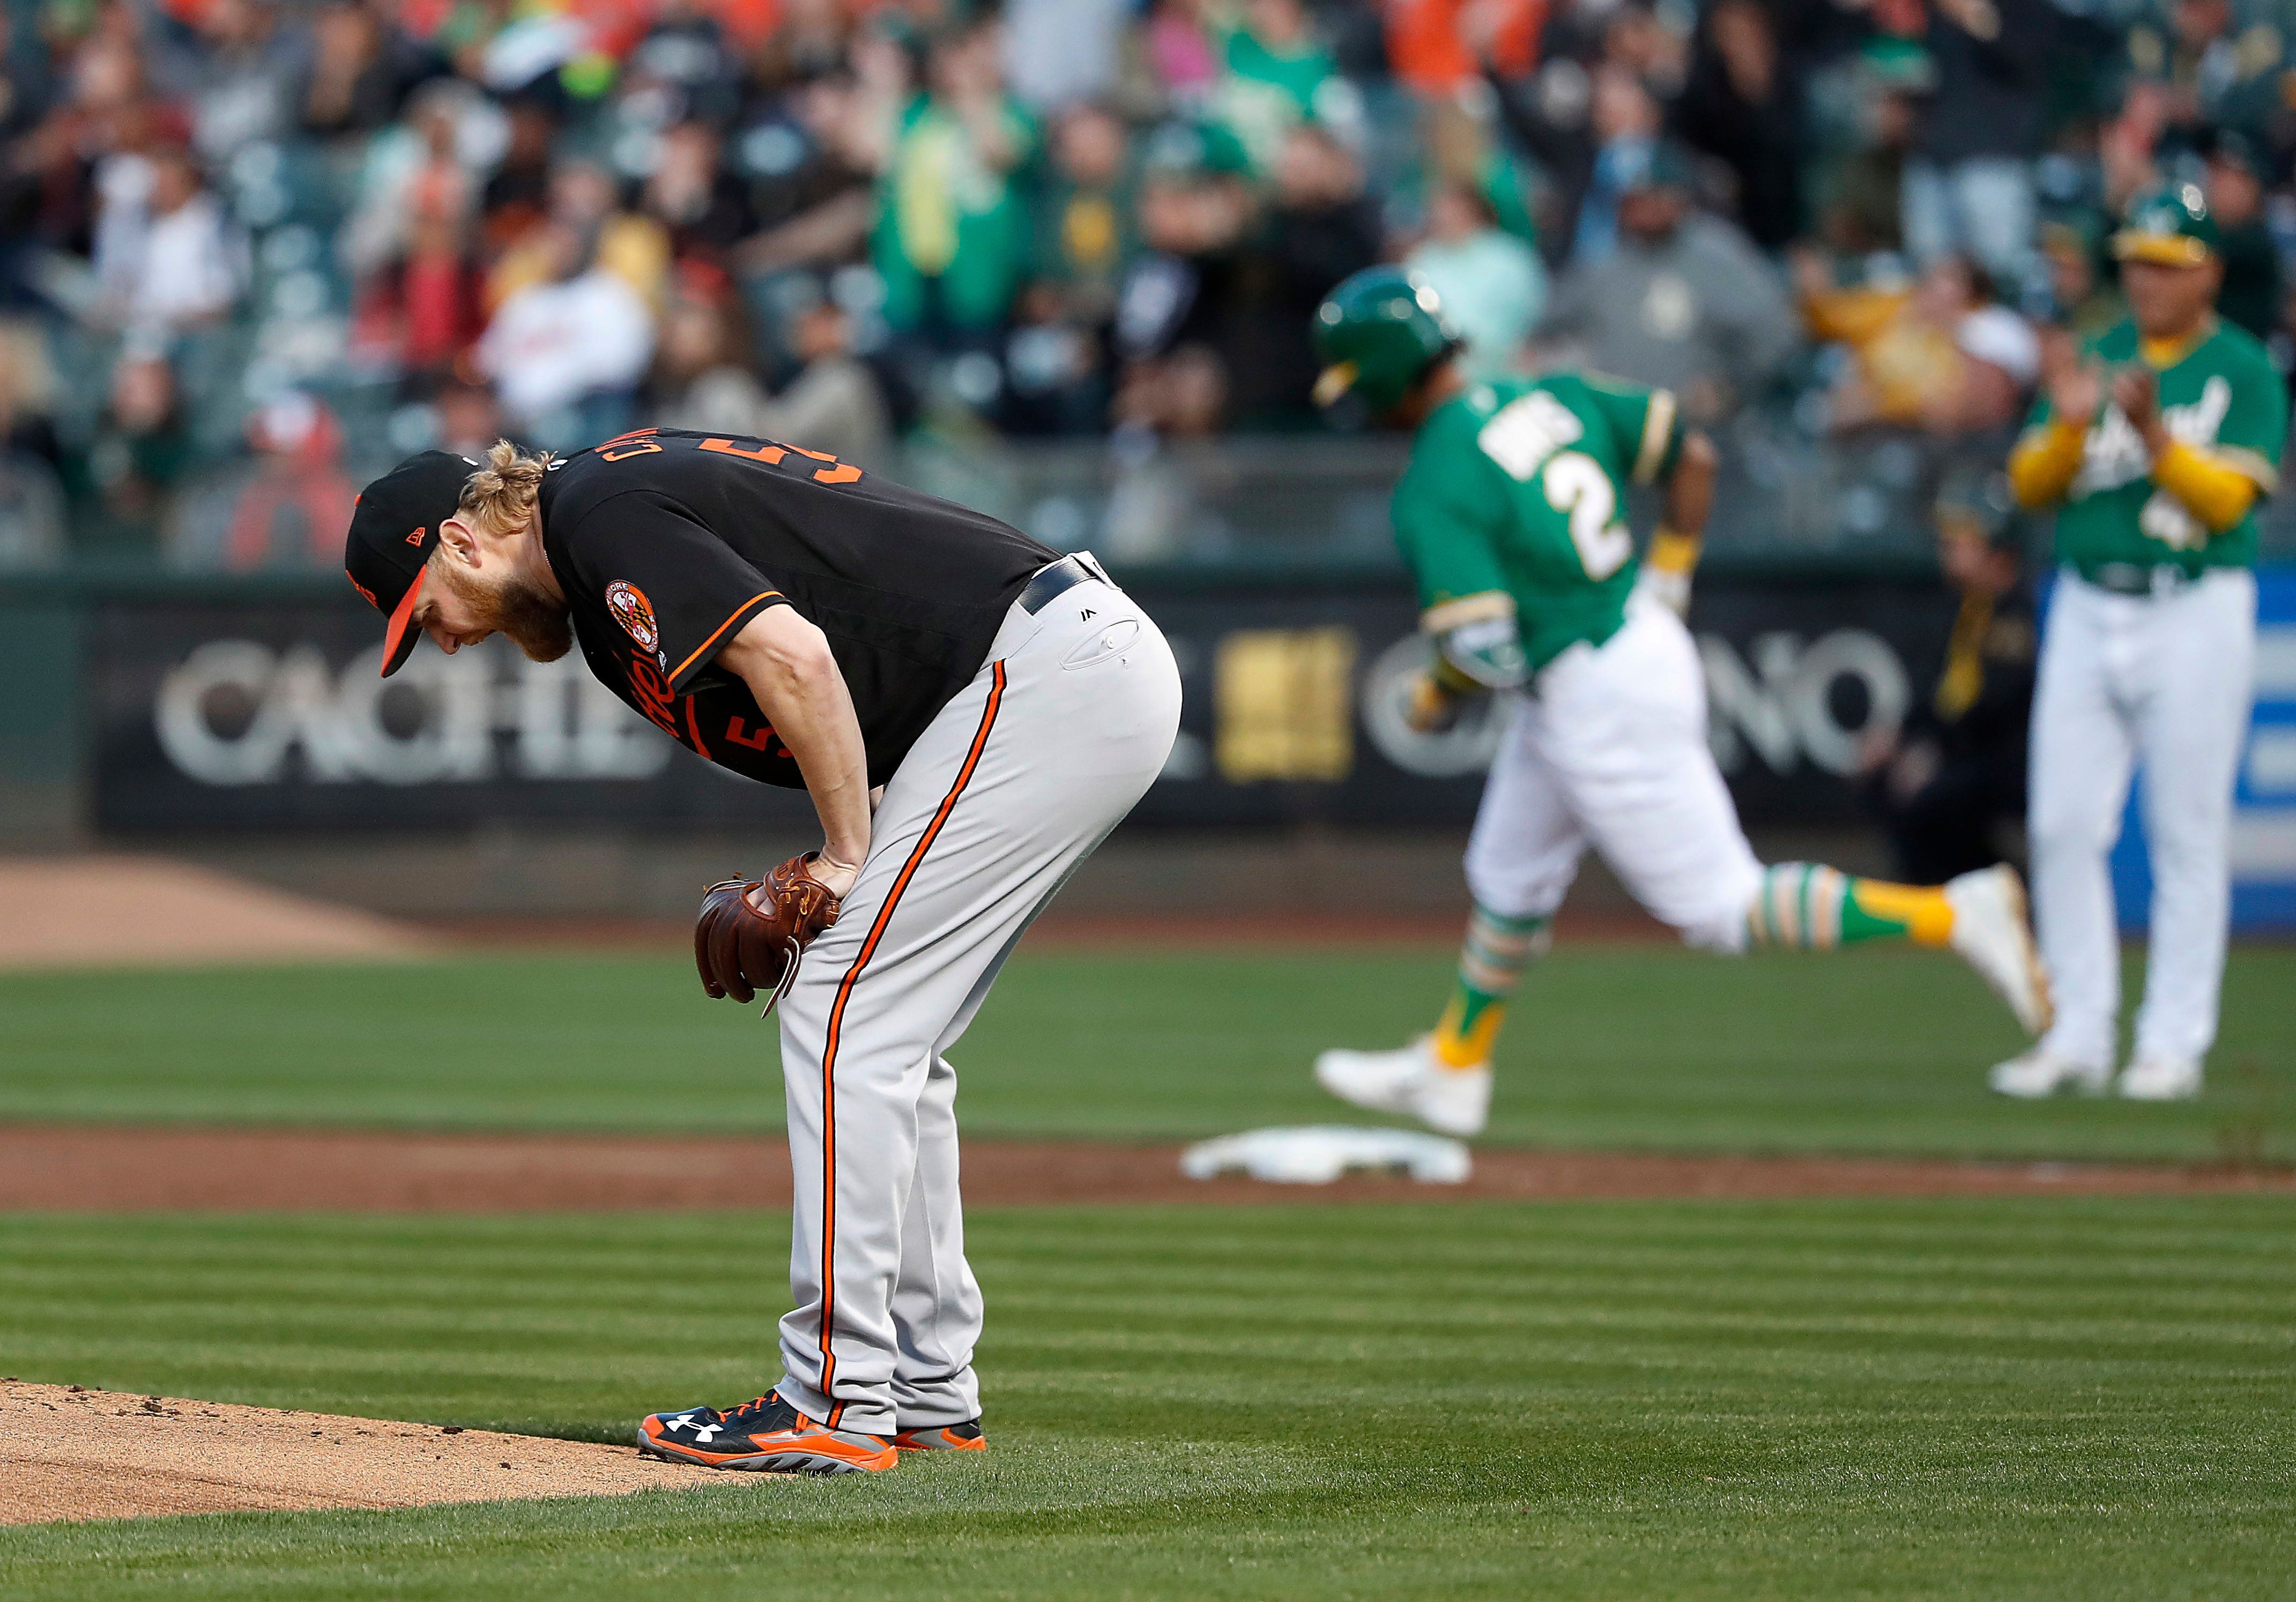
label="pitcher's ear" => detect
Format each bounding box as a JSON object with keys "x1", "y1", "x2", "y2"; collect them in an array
[{"x1": 437, "y1": 515, "x2": 482, "y2": 565}]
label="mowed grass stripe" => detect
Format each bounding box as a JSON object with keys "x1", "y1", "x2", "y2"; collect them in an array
[
  {"x1": 6, "y1": 1206, "x2": 2288, "y2": 1331},
  {"x1": 9, "y1": 1204, "x2": 2288, "y2": 1361},
  {"x1": 2, "y1": 946, "x2": 2290, "y2": 1161},
  {"x1": 1, "y1": 1199, "x2": 2292, "y2": 1599}
]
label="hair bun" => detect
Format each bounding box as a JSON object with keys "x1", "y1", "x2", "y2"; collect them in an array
[{"x1": 457, "y1": 439, "x2": 553, "y2": 532}]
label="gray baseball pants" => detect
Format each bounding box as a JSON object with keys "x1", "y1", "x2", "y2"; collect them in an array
[{"x1": 770, "y1": 565, "x2": 1180, "y2": 1436}]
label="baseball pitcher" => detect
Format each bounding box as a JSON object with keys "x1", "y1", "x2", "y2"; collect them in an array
[
  {"x1": 1306, "y1": 267, "x2": 2049, "y2": 1136},
  {"x1": 346, "y1": 429, "x2": 1180, "y2": 1472},
  {"x1": 1994, "y1": 183, "x2": 2284, "y2": 1101}
]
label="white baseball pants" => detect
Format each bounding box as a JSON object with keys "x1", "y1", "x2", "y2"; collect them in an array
[
  {"x1": 1465, "y1": 594, "x2": 1764, "y2": 951},
  {"x1": 2028, "y1": 568, "x2": 2256, "y2": 1069},
  {"x1": 770, "y1": 569, "x2": 1180, "y2": 1436}
]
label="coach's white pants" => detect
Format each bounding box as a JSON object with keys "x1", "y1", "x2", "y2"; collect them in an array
[
  {"x1": 2029, "y1": 569, "x2": 2256, "y2": 1069},
  {"x1": 1466, "y1": 596, "x2": 1764, "y2": 950},
  {"x1": 771, "y1": 573, "x2": 1180, "y2": 1436}
]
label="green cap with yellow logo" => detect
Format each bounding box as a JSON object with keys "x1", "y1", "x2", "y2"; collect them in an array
[{"x1": 2112, "y1": 182, "x2": 2219, "y2": 268}]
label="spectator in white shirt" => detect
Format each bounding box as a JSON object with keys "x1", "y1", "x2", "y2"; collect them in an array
[
  {"x1": 96, "y1": 149, "x2": 247, "y2": 337},
  {"x1": 476, "y1": 222, "x2": 657, "y2": 441}
]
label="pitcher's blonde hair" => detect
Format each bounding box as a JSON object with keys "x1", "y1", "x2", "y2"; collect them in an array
[{"x1": 457, "y1": 440, "x2": 554, "y2": 535}]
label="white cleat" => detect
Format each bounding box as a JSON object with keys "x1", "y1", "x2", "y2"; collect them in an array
[
  {"x1": 2117, "y1": 1055, "x2": 2203, "y2": 1101},
  {"x1": 1313, "y1": 1037, "x2": 1492, "y2": 1137},
  {"x1": 1988, "y1": 1046, "x2": 2112, "y2": 1099},
  {"x1": 1945, "y1": 865, "x2": 2053, "y2": 1036}
]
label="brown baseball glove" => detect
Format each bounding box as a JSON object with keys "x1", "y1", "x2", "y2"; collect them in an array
[{"x1": 694, "y1": 854, "x2": 843, "y2": 1009}]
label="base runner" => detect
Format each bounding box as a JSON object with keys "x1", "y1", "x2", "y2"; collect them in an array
[
  {"x1": 1994, "y1": 184, "x2": 2284, "y2": 1101},
  {"x1": 1306, "y1": 268, "x2": 2049, "y2": 1136},
  {"x1": 346, "y1": 429, "x2": 1179, "y2": 1472}
]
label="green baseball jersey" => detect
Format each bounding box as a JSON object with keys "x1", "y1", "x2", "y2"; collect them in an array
[
  {"x1": 2023, "y1": 316, "x2": 2286, "y2": 571},
  {"x1": 1392, "y1": 373, "x2": 1683, "y2": 672}
]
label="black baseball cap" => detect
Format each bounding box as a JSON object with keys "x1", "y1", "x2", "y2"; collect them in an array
[{"x1": 345, "y1": 451, "x2": 480, "y2": 678}]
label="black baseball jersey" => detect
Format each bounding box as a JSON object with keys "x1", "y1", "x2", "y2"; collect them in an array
[{"x1": 538, "y1": 428, "x2": 1056, "y2": 787}]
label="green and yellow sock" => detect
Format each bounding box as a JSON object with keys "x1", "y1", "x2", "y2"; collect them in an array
[
  {"x1": 1744, "y1": 863, "x2": 1954, "y2": 950},
  {"x1": 1432, "y1": 904, "x2": 1552, "y2": 1067}
]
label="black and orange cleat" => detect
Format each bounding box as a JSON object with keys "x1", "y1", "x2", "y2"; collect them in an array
[
  {"x1": 637, "y1": 1391, "x2": 896, "y2": 1474},
  {"x1": 889, "y1": 1419, "x2": 986, "y2": 1454}
]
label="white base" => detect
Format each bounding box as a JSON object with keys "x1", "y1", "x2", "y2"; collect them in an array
[{"x1": 1179, "y1": 1126, "x2": 1473, "y2": 1185}]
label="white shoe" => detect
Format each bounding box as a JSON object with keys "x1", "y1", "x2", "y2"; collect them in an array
[
  {"x1": 1988, "y1": 1046, "x2": 2112, "y2": 1099},
  {"x1": 2117, "y1": 1055, "x2": 2203, "y2": 1101},
  {"x1": 1945, "y1": 865, "x2": 2053, "y2": 1036},
  {"x1": 1313, "y1": 1037, "x2": 1492, "y2": 1137}
]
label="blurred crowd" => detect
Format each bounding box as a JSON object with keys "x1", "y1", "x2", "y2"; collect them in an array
[{"x1": 6, "y1": 0, "x2": 2296, "y2": 569}]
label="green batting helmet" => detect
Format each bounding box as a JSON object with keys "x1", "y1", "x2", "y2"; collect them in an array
[{"x1": 1312, "y1": 266, "x2": 1460, "y2": 413}]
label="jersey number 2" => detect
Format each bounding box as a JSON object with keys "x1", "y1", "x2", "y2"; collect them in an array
[{"x1": 1540, "y1": 451, "x2": 1633, "y2": 579}]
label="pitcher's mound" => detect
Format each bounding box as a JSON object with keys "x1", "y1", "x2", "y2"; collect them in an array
[
  {"x1": 1, "y1": 1382, "x2": 720, "y2": 1525},
  {"x1": 0, "y1": 856, "x2": 429, "y2": 970}
]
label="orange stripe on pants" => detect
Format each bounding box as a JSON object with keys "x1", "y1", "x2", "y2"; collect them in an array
[{"x1": 814, "y1": 662, "x2": 1006, "y2": 1426}]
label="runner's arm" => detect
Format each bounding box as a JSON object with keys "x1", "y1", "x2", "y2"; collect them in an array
[
  {"x1": 1640, "y1": 429, "x2": 1716, "y2": 616},
  {"x1": 1658, "y1": 428, "x2": 1717, "y2": 544}
]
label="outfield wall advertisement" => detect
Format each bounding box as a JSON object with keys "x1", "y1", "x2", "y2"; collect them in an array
[
  {"x1": 87, "y1": 574, "x2": 1959, "y2": 835},
  {"x1": 92, "y1": 566, "x2": 2296, "y2": 929}
]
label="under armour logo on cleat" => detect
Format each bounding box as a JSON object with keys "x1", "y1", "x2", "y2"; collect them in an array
[{"x1": 1080, "y1": 608, "x2": 1096, "y2": 620}]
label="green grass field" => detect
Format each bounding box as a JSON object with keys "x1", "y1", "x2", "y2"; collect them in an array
[
  {"x1": 3, "y1": 1199, "x2": 2293, "y2": 1600},
  {"x1": 3, "y1": 940, "x2": 2292, "y2": 1596},
  {"x1": 2, "y1": 943, "x2": 2291, "y2": 1161}
]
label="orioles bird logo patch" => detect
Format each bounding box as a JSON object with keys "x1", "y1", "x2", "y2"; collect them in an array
[{"x1": 606, "y1": 582, "x2": 659, "y2": 651}]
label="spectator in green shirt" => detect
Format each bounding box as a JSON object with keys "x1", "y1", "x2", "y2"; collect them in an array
[
  {"x1": 61, "y1": 350, "x2": 201, "y2": 560},
  {"x1": 1214, "y1": 0, "x2": 1338, "y2": 173},
  {"x1": 1034, "y1": 102, "x2": 1140, "y2": 328},
  {"x1": 873, "y1": 20, "x2": 1040, "y2": 339}
]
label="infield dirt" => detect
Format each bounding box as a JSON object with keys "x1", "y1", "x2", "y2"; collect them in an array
[
  {"x1": 0, "y1": 1382, "x2": 717, "y2": 1525},
  {"x1": 3, "y1": 1124, "x2": 2288, "y2": 1210},
  {"x1": 0, "y1": 857, "x2": 429, "y2": 970}
]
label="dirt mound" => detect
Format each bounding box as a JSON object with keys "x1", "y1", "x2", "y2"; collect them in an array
[
  {"x1": 0, "y1": 1381, "x2": 717, "y2": 1525},
  {"x1": 0, "y1": 856, "x2": 430, "y2": 970},
  {"x1": 1, "y1": 1124, "x2": 2286, "y2": 1212}
]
